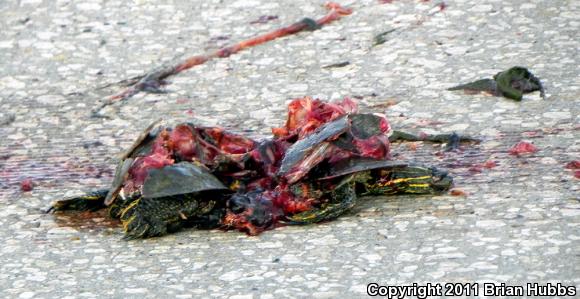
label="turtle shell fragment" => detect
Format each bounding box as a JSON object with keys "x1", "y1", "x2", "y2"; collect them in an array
[
  {"x1": 277, "y1": 113, "x2": 391, "y2": 184},
  {"x1": 319, "y1": 158, "x2": 407, "y2": 180},
  {"x1": 142, "y1": 162, "x2": 228, "y2": 199},
  {"x1": 104, "y1": 158, "x2": 134, "y2": 206},
  {"x1": 120, "y1": 119, "x2": 163, "y2": 159}
]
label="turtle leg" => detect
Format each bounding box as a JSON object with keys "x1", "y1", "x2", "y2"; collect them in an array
[
  {"x1": 286, "y1": 182, "x2": 357, "y2": 224},
  {"x1": 119, "y1": 197, "x2": 165, "y2": 240},
  {"x1": 119, "y1": 195, "x2": 213, "y2": 240},
  {"x1": 183, "y1": 205, "x2": 224, "y2": 229},
  {"x1": 47, "y1": 189, "x2": 109, "y2": 213},
  {"x1": 389, "y1": 130, "x2": 479, "y2": 151}
]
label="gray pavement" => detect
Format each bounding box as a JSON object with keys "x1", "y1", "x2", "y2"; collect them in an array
[{"x1": 0, "y1": 0, "x2": 578, "y2": 298}]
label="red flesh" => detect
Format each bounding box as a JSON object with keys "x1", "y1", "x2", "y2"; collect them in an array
[
  {"x1": 469, "y1": 160, "x2": 497, "y2": 173},
  {"x1": 565, "y1": 161, "x2": 580, "y2": 169},
  {"x1": 123, "y1": 131, "x2": 174, "y2": 194},
  {"x1": 509, "y1": 141, "x2": 538, "y2": 156},
  {"x1": 565, "y1": 161, "x2": 580, "y2": 179},
  {"x1": 483, "y1": 160, "x2": 497, "y2": 169},
  {"x1": 450, "y1": 188, "x2": 468, "y2": 196},
  {"x1": 273, "y1": 96, "x2": 358, "y2": 139},
  {"x1": 20, "y1": 179, "x2": 33, "y2": 192}
]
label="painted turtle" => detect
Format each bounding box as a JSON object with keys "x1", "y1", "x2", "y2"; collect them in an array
[{"x1": 50, "y1": 97, "x2": 472, "y2": 239}]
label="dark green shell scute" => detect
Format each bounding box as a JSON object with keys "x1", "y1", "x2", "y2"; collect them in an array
[{"x1": 142, "y1": 162, "x2": 228, "y2": 199}]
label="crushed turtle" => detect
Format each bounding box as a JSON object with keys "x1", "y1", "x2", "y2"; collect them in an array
[
  {"x1": 50, "y1": 97, "x2": 475, "y2": 239},
  {"x1": 448, "y1": 66, "x2": 545, "y2": 101}
]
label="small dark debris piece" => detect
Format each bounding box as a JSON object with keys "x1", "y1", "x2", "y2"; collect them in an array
[
  {"x1": 250, "y1": 15, "x2": 279, "y2": 25},
  {"x1": 322, "y1": 61, "x2": 350, "y2": 69},
  {"x1": 448, "y1": 66, "x2": 545, "y2": 101},
  {"x1": 0, "y1": 113, "x2": 16, "y2": 127},
  {"x1": 209, "y1": 35, "x2": 229, "y2": 42},
  {"x1": 300, "y1": 17, "x2": 322, "y2": 31},
  {"x1": 82, "y1": 141, "x2": 104, "y2": 149},
  {"x1": 373, "y1": 29, "x2": 396, "y2": 47},
  {"x1": 19, "y1": 17, "x2": 31, "y2": 24},
  {"x1": 444, "y1": 132, "x2": 461, "y2": 152}
]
